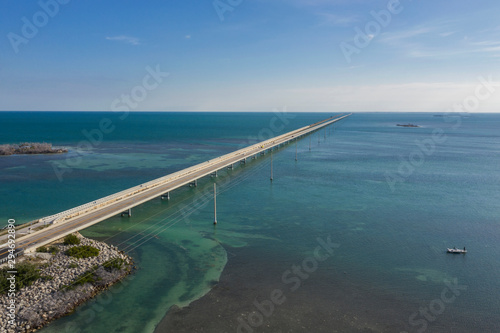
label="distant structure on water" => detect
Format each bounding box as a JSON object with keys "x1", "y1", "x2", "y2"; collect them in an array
[{"x1": 396, "y1": 124, "x2": 420, "y2": 128}]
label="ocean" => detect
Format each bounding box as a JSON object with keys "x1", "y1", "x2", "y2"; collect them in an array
[{"x1": 0, "y1": 112, "x2": 499, "y2": 332}]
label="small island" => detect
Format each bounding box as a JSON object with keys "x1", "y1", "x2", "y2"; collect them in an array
[
  {"x1": 0, "y1": 233, "x2": 134, "y2": 333},
  {"x1": 0, "y1": 142, "x2": 67, "y2": 156}
]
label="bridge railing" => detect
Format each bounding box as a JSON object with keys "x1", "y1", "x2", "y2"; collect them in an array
[{"x1": 44, "y1": 114, "x2": 349, "y2": 225}]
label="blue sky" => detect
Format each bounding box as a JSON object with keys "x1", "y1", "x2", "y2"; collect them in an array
[{"x1": 1, "y1": 0, "x2": 499, "y2": 112}]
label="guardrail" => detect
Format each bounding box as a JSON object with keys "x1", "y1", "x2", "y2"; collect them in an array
[
  {"x1": 42, "y1": 114, "x2": 350, "y2": 226},
  {"x1": 0, "y1": 250, "x2": 24, "y2": 265}
]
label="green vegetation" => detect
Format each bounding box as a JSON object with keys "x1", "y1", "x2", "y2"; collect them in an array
[
  {"x1": 36, "y1": 245, "x2": 59, "y2": 254},
  {"x1": 68, "y1": 262, "x2": 79, "y2": 269},
  {"x1": 103, "y1": 258, "x2": 125, "y2": 272},
  {"x1": 63, "y1": 234, "x2": 81, "y2": 245},
  {"x1": 66, "y1": 245, "x2": 100, "y2": 259},
  {"x1": 0, "y1": 262, "x2": 42, "y2": 293},
  {"x1": 48, "y1": 246, "x2": 60, "y2": 254},
  {"x1": 61, "y1": 267, "x2": 101, "y2": 291},
  {"x1": 36, "y1": 246, "x2": 47, "y2": 253}
]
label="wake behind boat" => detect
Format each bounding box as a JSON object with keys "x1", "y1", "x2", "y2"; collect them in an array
[{"x1": 447, "y1": 247, "x2": 467, "y2": 254}]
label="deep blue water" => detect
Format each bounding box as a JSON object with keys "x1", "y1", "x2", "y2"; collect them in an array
[{"x1": 0, "y1": 112, "x2": 499, "y2": 332}]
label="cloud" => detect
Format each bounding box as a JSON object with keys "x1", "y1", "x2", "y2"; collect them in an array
[
  {"x1": 316, "y1": 12, "x2": 359, "y2": 26},
  {"x1": 377, "y1": 19, "x2": 500, "y2": 59},
  {"x1": 380, "y1": 26, "x2": 434, "y2": 44},
  {"x1": 105, "y1": 35, "x2": 140, "y2": 46},
  {"x1": 439, "y1": 31, "x2": 457, "y2": 37}
]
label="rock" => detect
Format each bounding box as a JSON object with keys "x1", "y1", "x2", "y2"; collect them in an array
[{"x1": 0, "y1": 235, "x2": 133, "y2": 332}]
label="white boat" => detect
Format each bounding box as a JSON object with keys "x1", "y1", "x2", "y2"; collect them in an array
[{"x1": 447, "y1": 247, "x2": 467, "y2": 254}]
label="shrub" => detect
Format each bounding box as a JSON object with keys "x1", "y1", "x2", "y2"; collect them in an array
[
  {"x1": 66, "y1": 245, "x2": 99, "y2": 259},
  {"x1": 48, "y1": 246, "x2": 59, "y2": 254},
  {"x1": 63, "y1": 234, "x2": 80, "y2": 245},
  {"x1": 103, "y1": 258, "x2": 125, "y2": 271},
  {"x1": 68, "y1": 263, "x2": 79, "y2": 269},
  {"x1": 36, "y1": 246, "x2": 48, "y2": 253},
  {"x1": 37, "y1": 245, "x2": 59, "y2": 254},
  {"x1": 0, "y1": 262, "x2": 41, "y2": 293}
]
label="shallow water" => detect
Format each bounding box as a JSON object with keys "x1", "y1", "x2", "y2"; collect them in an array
[{"x1": 1, "y1": 112, "x2": 499, "y2": 332}]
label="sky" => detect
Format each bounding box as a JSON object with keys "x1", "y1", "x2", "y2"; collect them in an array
[{"x1": 0, "y1": 0, "x2": 499, "y2": 112}]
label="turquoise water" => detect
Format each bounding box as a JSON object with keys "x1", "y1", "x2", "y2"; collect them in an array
[{"x1": 1, "y1": 112, "x2": 499, "y2": 332}]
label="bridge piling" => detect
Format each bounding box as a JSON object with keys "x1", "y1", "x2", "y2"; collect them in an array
[
  {"x1": 120, "y1": 208, "x2": 132, "y2": 217},
  {"x1": 213, "y1": 183, "x2": 217, "y2": 225},
  {"x1": 270, "y1": 153, "x2": 273, "y2": 182},
  {"x1": 295, "y1": 141, "x2": 298, "y2": 161},
  {"x1": 1, "y1": 114, "x2": 351, "y2": 257}
]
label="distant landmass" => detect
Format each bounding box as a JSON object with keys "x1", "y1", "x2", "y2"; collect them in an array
[{"x1": 0, "y1": 142, "x2": 68, "y2": 156}]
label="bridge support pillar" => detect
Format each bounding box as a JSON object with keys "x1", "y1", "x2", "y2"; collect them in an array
[
  {"x1": 211, "y1": 170, "x2": 218, "y2": 177},
  {"x1": 121, "y1": 208, "x2": 132, "y2": 217},
  {"x1": 240, "y1": 158, "x2": 246, "y2": 164},
  {"x1": 161, "y1": 192, "x2": 170, "y2": 200},
  {"x1": 227, "y1": 164, "x2": 233, "y2": 170},
  {"x1": 190, "y1": 180, "x2": 198, "y2": 187}
]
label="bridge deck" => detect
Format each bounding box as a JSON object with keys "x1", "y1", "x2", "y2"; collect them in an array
[{"x1": 0, "y1": 114, "x2": 350, "y2": 259}]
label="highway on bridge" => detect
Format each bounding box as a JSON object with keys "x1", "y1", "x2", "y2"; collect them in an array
[{"x1": 0, "y1": 113, "x2": 350, "y2": 261}]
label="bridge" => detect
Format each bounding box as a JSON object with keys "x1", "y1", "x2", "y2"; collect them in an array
[{"x1": 0, "y1": 114, "x2": 350, "y2": 261}]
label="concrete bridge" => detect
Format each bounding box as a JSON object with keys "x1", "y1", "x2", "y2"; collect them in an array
[{"x1": 0, "y1": 114, "x2": 350, "y2": 260}]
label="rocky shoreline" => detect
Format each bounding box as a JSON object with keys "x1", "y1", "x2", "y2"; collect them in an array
[{"x1": 0, "y1": 234, "x2": 134, "y2": 333}]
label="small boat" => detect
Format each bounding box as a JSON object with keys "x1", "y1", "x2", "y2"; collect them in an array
[{"x1": 447, "y1": 247, "x2": 467, "y2": 254}]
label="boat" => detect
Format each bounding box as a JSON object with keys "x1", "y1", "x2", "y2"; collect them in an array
[{"x1": 447, "y1": 247, "x2": 467, "y2": 254}]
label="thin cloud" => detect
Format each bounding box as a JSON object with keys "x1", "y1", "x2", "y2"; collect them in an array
[
  {"x1": 316, "y1": 12, "x2": 359, "y2": 27},
  {"x1": 105, "y1": 35, "x2": 140, "y2": 46},
  {"x1": 439, "y1": 31, "x2": 457, "y2": 37},
  {"x1": 380, "y1": 27, "x2": 434, "y2": 43}
]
